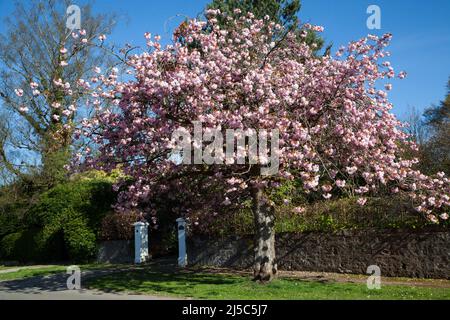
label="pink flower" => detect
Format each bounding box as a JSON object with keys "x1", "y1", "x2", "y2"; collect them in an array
[
  {"x1": 355, "y1": 186, "x2": 369, "y2": 194},
  {"x1": 14, "y1": 89, "x2": 24, "y2": 97},
  {"x1": 436, "y1": 172, "x2": 446, "y2": 178},
  {"x1": 98, "y1": 34, "x2": 107, "y2": 41},
  {"x1": 439, "y1": 213, "x2": 449, "y2": 220},
  {"x1": 60, "y1": 61, "x2": 68, "y2": 67},
  {"x1": 357, "y1": 197, "x2": 367, "y2": 206},
  {"x1": 427, "y1": 214, "x2": 438, "y2": 224},
  {"x1": 336, "y1": 180, "x2": 346, "y2": 188},
  {"x1": 313, "y1": 26, "x2": 324, "y2": 32},
  {"x1": 428, "y1": 197, "x2": 436, "y2": 206},
  {"x1": 292, "y1": 207, "x2": 305, "y2": 214},
  {"x1": 222, "y1": 197, "x2": 231, "y2": 206},
  {"x1": 398, "y1": 71, "x2": 407, "y2": 79},
  {"x1": 60, "y1": 47, "x2": 68, "y2": 54},
  {"x1": 53, "y1": 78, "x2": 63, "y2": 87},
  {"x1": 346, "y1": 166, "x2": 358, "y2": 175},
  {"x1": 19, "y1": 105, "x2": 28, "y2": 112}
]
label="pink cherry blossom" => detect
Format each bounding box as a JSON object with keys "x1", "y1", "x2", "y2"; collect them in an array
[
  {"x1": 70, "y1": 11, "x2": 449, "y2": 224},
  {"x1": 293, "y1": 207, "x2": 306, "y2": 214},
  {"x1": 336, "y1": 180, "x2": 346, "y2": 188},
  {"x1": 19, "y1": 105, "x2": 28, "y2": 113},
  {"x1": 427, "y1": 214, "x2": 439, "y2": 224},
  {"x1": 357, "y1": 198, "x2": 367, "y2": 206}
]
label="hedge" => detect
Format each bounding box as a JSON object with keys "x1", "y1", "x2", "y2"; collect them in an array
[{"x1": 0, "y1": 171, "x2": 117, "y2": 263}]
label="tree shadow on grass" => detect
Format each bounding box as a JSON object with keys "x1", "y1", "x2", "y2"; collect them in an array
[
  {"x1": 0, "y1": 268, "x2": 129, "y2": 295},
  {"x1": 85, "y1": 264, "x2": 244, "y2": 298},
  {"x1": 0, "y1": 273, "x2": 69, "y2": 295}
]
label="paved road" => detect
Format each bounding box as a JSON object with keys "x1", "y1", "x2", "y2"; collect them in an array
[{"x1": 0, "y1": 269, "x2": 177, "y2": 300}]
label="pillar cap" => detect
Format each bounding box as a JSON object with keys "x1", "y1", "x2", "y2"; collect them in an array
[
  {"x1": 176, "y1": 218, "x2": 186, "y2": 223},
  {"x1": 133, "y1": 221, "x2": 149, "y2": 226}
]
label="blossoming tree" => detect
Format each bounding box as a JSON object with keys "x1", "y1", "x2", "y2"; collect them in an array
[
  {"x1": 75, "y1": 10, "x2": 449, "y2": 281},
  {"x1": 0, "y1": 1, "x2": 117, "y2": 185}
]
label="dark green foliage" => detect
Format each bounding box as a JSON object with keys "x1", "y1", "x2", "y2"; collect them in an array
[
  {"x1": 207, "y1": 0, "x2": 324, "y2": 52},
  {"x1": 0, "y1": 232, "x2": 22, "y2": 259},
  {"x1": 0, "y1": 171, "x2": 117, "y2": 263},
  {"x1": 0, "y1": 228, "x2": 66, "y2": 262},
  {"x1": 0, "y1": 212, "x2": 20, "y2": 240},
  {"x1": 420, "y1": 78, "x2": 450, "y2": 175},
  {"x1": 208, "y1": 0, "x2": 301, "y2": 28},
  {"x1": 61, "y1": 208, "x2": 97, "y2": 262},
  {"x1": 190, "y1": 194, "x2": 448, "y2": 237},
  {"x1": 28, "y1": 176, "x2": 115, "y2": 230}
]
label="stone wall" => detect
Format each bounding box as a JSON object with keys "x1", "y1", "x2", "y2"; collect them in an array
[
  {"x1": 97, "y1": 240, "x2": 134, "y2": 264},
  {"x1": 187, "y1": 229, "x2": 450, "y2": 279}
]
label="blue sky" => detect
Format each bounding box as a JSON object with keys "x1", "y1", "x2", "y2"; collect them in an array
[{"x1": 1, "y1": 0, "x2": 449, "y2": 120}]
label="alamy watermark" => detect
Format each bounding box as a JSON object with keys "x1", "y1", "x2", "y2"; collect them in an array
[
  {"x1": 66, "y1": 4, "x2": 81, "y2": 31},
  {"x1": 66, "y1": 265, "x2": 81, "y2": 290},
  {"x1": 366, "y1": 5, "x2": 381, "y2": 30},
  {"x1": 366, "y1": 265, "x2": 381, "y2": 290},
  {"x1": 170, "y1": 121, "x2": 280, "y2": 176}
]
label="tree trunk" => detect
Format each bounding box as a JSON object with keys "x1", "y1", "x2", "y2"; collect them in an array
[{"x1": 251, "y1": 185, "x2": 277, "y2": 282}]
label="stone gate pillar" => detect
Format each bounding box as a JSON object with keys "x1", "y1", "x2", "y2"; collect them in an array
[
  {"x1": 134, "y1": 221, "x2": 150, "y2": 264},
  {"x1": 176, "y1": 218, "x2": 187, "y2": 267}
]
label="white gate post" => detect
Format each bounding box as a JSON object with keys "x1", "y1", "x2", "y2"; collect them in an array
[
  {"x1": 134, "y1": 221, "x2": 150, "y2": 264},
  {"x1": 176, "y1": 218, "x2": 187, "y2": 267}
]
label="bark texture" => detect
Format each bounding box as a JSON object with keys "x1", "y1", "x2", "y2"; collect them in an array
[{"x1": 251, "y1": 186, "x2": 277, "y2": 282}]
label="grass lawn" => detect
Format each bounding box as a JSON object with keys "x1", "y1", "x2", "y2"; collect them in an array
[
  {"x1": 85, "y1": 267, "x2": 450, "y2": 300},
  {"x1": 0, "y1": 266, "x2": 68, "y2": 281},
  {"x1": 0, "y1": 263, "x2": 126, "y2": 281},
  {"x1": 0, "y1": 265, "x2": 12, "y2": 270}
]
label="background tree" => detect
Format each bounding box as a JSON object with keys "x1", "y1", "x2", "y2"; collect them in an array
[
  {"x1": 207, "y1": 0, "x2": 324, "y2": 51},
  {"x1": 0, "y1": 0, "x2": 116, "y2": 188},
  {"x1": 421, "y1": 78, "x2": 450, "y2": 174},
  {"x1": 405, "y1": 106, "x2": 427, "y2": 146}
]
